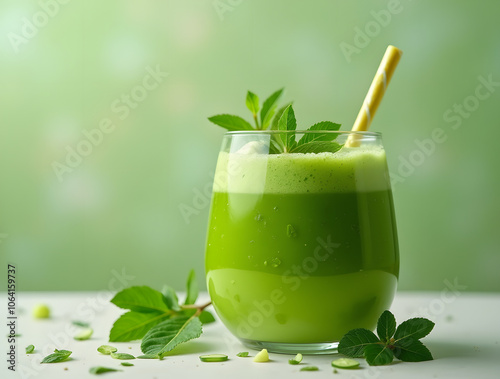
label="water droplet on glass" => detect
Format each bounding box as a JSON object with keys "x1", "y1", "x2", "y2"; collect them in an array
[
  {"x1": 270, "y1": 258, "x2": 281, "y2": 268},
  {"x1": 254, "y1": 213, "x2": 263, "y2": 221},
  {"x1": 273, "y1": 206, "x2": 278, "y2": 212},
  {"x1": 263, "y1": 260, "x2": 268, "y2": 266},
  {"x1": 230, "y1": 280, "x2": 235, "y2": 285}
]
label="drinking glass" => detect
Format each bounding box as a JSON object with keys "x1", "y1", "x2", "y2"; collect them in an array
[{"x1": 205, "y1": 131, "x2": 399, "y2": 354}]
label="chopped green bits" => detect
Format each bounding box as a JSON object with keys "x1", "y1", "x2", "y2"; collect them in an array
[
  {"x1": 97, "y1": 345, "x2": 117, "y2": 355},
  {"x1": 331, "y1": 358, "x2": 360, "y2": 369},
  {"x1": 74, "y1": 328, "x2": 93, "y2": 341},
  {"x1": 199, "y1": 354, "x2": 229, "y2": 362},
  {"x1": 289, "y1": 353, "x2": 303, "y2": 365},
  {"x1": 25, "y1": 345, "x2": 35, "y2": 354},
  {"x1": 110, "y1": 352, "x2": 135, "y2": 360}
]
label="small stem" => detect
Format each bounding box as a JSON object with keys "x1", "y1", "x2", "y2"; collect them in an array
[
  {"x1": 180, "y1": 301, "x2": 212, "y2": 312},
  {"x1": 253, "y1": 113, "x2": 260, "y2": 129}
]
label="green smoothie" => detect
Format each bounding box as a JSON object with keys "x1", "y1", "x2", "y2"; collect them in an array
[{"x1": 205, "y1": 144, "x2": 399, "y2": 344}]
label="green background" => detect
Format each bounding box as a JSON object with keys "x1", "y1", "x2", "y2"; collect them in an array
[{"x1": 1, "y1": 0, "x2": 499, "y2": 292}]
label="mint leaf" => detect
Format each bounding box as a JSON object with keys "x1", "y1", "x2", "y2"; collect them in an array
[
  {"x1": 208, "y1": 114, "x2": 254, "y2": 131},
  {"x1": 246, "y1": 91, "x2": 260, "y2": 115},
  {"x1": 110, "y1": 352, "x2": 135, "y2": 360},
  {"x1": 74, "y1": 328, "x2": 93, "y2": 341},
  {"x1": 26, "y1": 345, "x2": 35, "y2": 354},
  {"x1": 277, "y1": 104, "x2": 297, "y2": 152},
  {"x1": 291, "y1": 141, "x2": 342, "y2": 154},
  {"x1": 394, "y1": 318, "x2": 435, "y2": 343},
  {"x1": 199, "y1": 310, "x2": 216, "y2": 324},
  {"x1": 338, "y1": 328, "x2": 379, "y2": 358},
  {"x1": 162, "y1": 285, "x2": 181, "y2": 312},
  {"x1": 393, "y1": 339, "x2": 433, "y2": 362},
  {"x1": 184, "y1": 269, "x2": 198, "y2": 305},
  {"x1": 109, "y1": 311, "x2": 169, "y2": 342},
  {"x1": 121, "y1": 362, "x2": 134, "y2": 367},
  {"x1": 377, "y1": 310, "x2": 396, "y2": 343},
  {"x1": 111, "y1": 286, "x2": 170, "y2": 313},
  {"x1": 97, "y1": 345, "x2": 117, "y2": 355},
  {"x1": 271, "y1": 102, "x2": 292, "y2": 130},
  {"x1": 41, "y1": 349, "x2": 72, "y2": 363},
  {"x1": 260, "y1": 88, "x2": 284, "y2": 129},
  {"x1": 89, "y1": 366, "x2": 121, "y2": 375},
  {"x1": 297, "y1": 121, "x2": 341, "y2": 145},
  {"x1": 364, "y1": 344, "x2": 394, "y2": 366},
  {"x1": 72, "y1": 320, "x2": 90, "y2": 327},
  {"x1": 141, "y1": 315, "x2": 203, "y2": 358}
]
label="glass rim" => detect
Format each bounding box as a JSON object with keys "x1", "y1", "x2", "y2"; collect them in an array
[{"x1": 225, "y1": 130, "x2": 382, "y2": 136}]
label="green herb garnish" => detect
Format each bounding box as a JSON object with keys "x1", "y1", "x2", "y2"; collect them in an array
[
  {"x1": 288, "y1": 353, "x2": 303, "y2": 365},
  {"x1": 300, "y1": 366, "x2": 319, "y2": 371},
  {"x1": 97, "y1": 345, "x2": 117, "y2": 355},
  {"x1": 208, "y1": 89, "x2": 342, "y2": 154},
  {"x1": 108, "y1": 270, "x2": 215, "y2": 359},
  {"x1": 236, "y1": 352, "x2": 249, "y2": 357},
  {"x1": 110, "y1": 352, "x2": 135, "y2": 360},
  {"x1": 199, "y1": 354, "x2": 229, "y2": 362},
  {"x1": 41, "y1": 349, "x2": 72, "y2": 363},
  {"x1": 25, "y1": 345, "x2": 35, "y2": 354},
  {"x1": 89, "y1": 366, "x2": 122, "y2": 375},
  {"x1": 338, "y1": 310, "x2": 434, "y2": 366},
  {"x1": 121, "y1": 362, "x2": 134, "y2": 367}
]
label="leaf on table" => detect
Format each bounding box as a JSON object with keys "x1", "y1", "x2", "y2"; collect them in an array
[
  {"x1": 393, "y1": 339, "x2": 433, "y2": 362},
  {"x1": 394, "y1": 318, "x2": 435, "y2": 343},
  {"x1": 365, "y1": 344, "x2": 394, "y2": 366},
  {"x1": 338, "y1": 328, "x2": 379, "y2": 358},
  {"x1": 162, "y1": 285, "x2": 181, "y2": 311},
  {"x1": 141, "y1": 315, "x2": 202, "y2": 358},
  {"x1": 377, "y1": 310, "x2": 396, "y2": 343},
  {"x1": 109, "y1": 311, "x2": 169, "y2": 342},
  {"x1": 41, "y1": 349, "x2": 72, "y2": 363},
  {"x1": 184, "y1": 269, "x2": 198, "y2": 305},
  {"x1": 111, "y1": 286, "x2": 171, "y2": 313}
]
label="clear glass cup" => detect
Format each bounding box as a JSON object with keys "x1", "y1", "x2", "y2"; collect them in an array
[{"x1": 205, "y1": 131, "x2": 399, "y2": 354}]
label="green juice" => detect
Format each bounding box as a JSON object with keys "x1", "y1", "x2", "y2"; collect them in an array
[{"x1": 205, "y1": 145, "x2": 399, "y2": 344}]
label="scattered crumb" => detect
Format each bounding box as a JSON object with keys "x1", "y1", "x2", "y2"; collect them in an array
[
  {"x1": 445, "y1": 315, "x2": 453, "y2": 322},
  {"x1": 473, "y1": 346, "x2": 480, "y2": 352},
  {"x1": 333, "y1": 368, "x2": 338, "y2": 374},
  {"x1": 128, "y1": 347, "x2": 132, "y2": 349},
  {"x1": 64, "y1": 367, "x2": 68, "y2": 371}
]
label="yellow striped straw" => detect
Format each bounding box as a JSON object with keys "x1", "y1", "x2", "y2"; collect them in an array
[{"x1": 346, "y1": 45, "x2": 402, "y2": 147}]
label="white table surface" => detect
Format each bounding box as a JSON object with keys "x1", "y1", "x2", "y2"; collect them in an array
[{"x1": 3, "y1": 292, "x2": 500, "y2": 379}]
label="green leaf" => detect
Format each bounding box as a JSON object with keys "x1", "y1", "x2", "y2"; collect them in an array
[
  {"x1": 236, "y1": 352, "x2": 249, "y2": 357},
  {"x1": 290, "y1": 141, "x2": 342, "y2": 154},
  {"x1": 74, "y1": 328, "x2": 93, "y2": 341},
  {"x1": 277, "y1": 105, "x2": 297, "y2": 152},
  {"x1": 141, "y1": 315, "x2": 203, "y2": 358},
  {"x1": 271, "y1": 103, "x2": 292, "y2": 130},
  {"x1": 109, "y1": 311, "x2": 169, "y2": 342},
  {"x1": 89, "y1": 366, "x2": 122, "y2": 375},
  {"x1": 162, "y1": 285, "x2": 180, "y2": 312},
  {"x1": 184, "y1": 269, "x2": 198, "y2": 305},
  {"x1": 260, "y1": 88, "x2": 284, "y2": 129},
  {"x1": 300, "y1": 366, "x2": 319, "y2": 371},
  {"x1": 208, "y1": 114, "x2": 254, "y2": 131},
  {"x1": 246, "y1": 91, "x2": 260, "y2": 114},
  {"x1": 41, "y1": 349, "x2": 72, "y2": 363},
  {"x1": 377, "y1": 310, "x2": 396, "y2": 343},
  {"x1": 394, "y1": 318, "x2": 435, "y2": 343},
  {"x1": 25, "y1": 345, "x2": 35, "y2": 354},
  {"x1": 364, "y1": 344, "x2": 394, "y2": 366},
  {"x1": 111, "y1": 286, "x2": 170, "y2": 313},
  {"x1": 110, "y1": 352, "x2": 135, "y2": 360},
  {"x1": 97, "y1": 345, "x2": 117, "y2": 355},
  {"x1": 136, "y1": 354, "x2": 159, "y2": 359},
  {"x1": 338, "y1": 328, "x2": 379, "y2": 358},
  {"x1": 121, "y1": 362, "x2": 134, "y2": 367},
  {"x1": 393, "y1": 339, "x2": 433, "y2": 362},
  {"x1": 72, "y1": 320, "x2": 90, "y2": 327},
  {"x1": 297, "y1": 121, "x2": 341, "y2": 145},
  {"x1": 199, "y1": 310, "x2": 216, "y2": 324}
]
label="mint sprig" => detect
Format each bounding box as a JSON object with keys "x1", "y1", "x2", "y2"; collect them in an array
[
  {"x1": 208, "y1": 89, "x2": 343, "y2": 154},
  {"x1": 108, "y1": 270, "x2": 214, "y2": 358},
  {"x1": 338, "y1": 310, "x2": 434, "y2": 366}
]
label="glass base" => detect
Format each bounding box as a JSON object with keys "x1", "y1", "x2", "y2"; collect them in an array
[{"x1": 239, "y1": 338, "x2": 338, "y2": 355}]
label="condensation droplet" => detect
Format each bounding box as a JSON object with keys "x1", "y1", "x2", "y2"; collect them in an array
[{"x1": 270, "y1": 257, "x2": 281, "y2": 268}]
